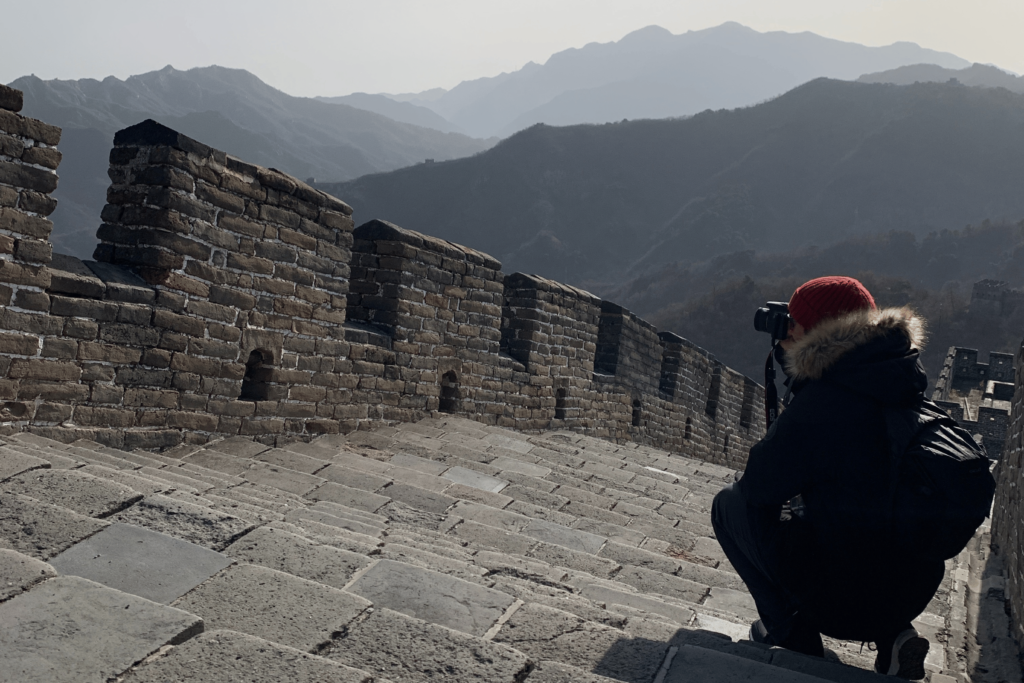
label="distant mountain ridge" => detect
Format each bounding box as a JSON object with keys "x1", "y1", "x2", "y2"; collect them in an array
[
  {"x1": 11, "y1": 65, "x2": 494, "y2": 259},
  {"x1": 859, "y1": 62, "x2": 1024, "y2": 93},
  {"x1": 323, "y1": 79, "x2": 1024, "y2": 291},
  {"x1": 388, "y1": 22, "x2": 970, "y2": 137},
  {"x1": 316, "y1": 93, "x2": 469, "y2": 134}
]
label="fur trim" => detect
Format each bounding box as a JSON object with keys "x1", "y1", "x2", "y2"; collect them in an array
[{"x1": 783, "y1": 306, "x2": 926, "y2": 381}]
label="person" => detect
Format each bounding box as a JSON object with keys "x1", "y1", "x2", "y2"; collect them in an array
[{"x1": 711, "y1": 276, "x2": 944, "y2": 679}]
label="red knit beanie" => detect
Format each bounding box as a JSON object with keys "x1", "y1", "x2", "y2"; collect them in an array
[{"x1": 788, "y1": 276, "x2": 876, "y2": 330}]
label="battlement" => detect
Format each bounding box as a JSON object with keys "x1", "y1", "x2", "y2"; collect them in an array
[
  {"x1": 932, "y1": 345, "x2": 1013, "y2": 457},
  {"x1": 0, "y1": 85, "x2": 764, "y2": 468},
  {"x1": 970, "y1": 279, "x2": 1024, "y2": 316}
]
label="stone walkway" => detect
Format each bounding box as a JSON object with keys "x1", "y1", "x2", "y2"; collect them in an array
[{"x1": 0, "y1": 417, "x2": 998, "y2": 682}]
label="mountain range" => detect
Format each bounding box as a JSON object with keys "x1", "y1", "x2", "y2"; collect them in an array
[
  {"x1": 383, "y1": 22, "x2": 970, "y2": 138},
  {"x1": 859, "y1": 62, "x2": 1024, "y2": 92},
  {"x1": 323, "y1": 78, "x2": 1024, "y2": 291},
  {"x1": 12, "y1": 66, "x2": 495, "y2": 258}
]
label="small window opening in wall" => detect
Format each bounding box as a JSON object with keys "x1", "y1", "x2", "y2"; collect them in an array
[
  {"x1": 240, "y1": 350, "x2": 270, "y2": 401},
  {"x1": 440, "y1": 371, "x2": 460, "y2": 413},
  {"x1": 723, "y1": 434, "x2": 730, "y2": 454},
  {"x1": 685, "y1": 417, "x2": 692, "y2": 440},
  {"x1": 632, "y1": 399, "x2": 642, "y2": 427},
  {"x1": 555, "y1": 388, "x2": 568, "y2": 419}
]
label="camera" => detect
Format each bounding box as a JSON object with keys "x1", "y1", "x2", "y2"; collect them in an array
[{"x1": 754, "y1": 302, "x2": 792, "y2": 340}]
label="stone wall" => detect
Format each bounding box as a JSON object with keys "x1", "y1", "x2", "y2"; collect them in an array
[
  {"x1": 0, "y1": 85, "x2": 765, "y2": 468},
  {"x1": 991, "y1": 338, "x2": 1024, "y2": 656},
  {"x1": 933, "y1": 346, "x2": 1014, "y2": 457}
]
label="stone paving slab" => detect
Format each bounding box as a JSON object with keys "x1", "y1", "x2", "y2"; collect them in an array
[
  {"x1": 206, "y1": 436, "x2": 272, "y2": 458},
  {"x1": 492, "y1": 577, "x2": 626, "y2": 627},
  {"x1": 612, "y1": 565, "x2": 709, "y2": 604},
  {"x1": 0, "y1": 448, "x2": 48, "y2": 482},
  {"x1": 10, "y1": 446, "x2": 82, "y2": 470},
  {"x1": 242, "y1": 462, "x2": 325, "y2": 496},
  {"x1": 264, "y1": 520, "x2": 380, "y2": 556},
  {"x1": 176, "y1": 462, "x2": 247, "y2": 487},
  {"x1": 252, "y1": 448, "x2": 328, "y2": 475},
  {"x1": 138, "y1": 466, "x2": 215, "y2": 492},
  {"x1": 452, "y1": 519, "x2": 537, "y2": 554},
  {"x1": 443, "y1": 481, "x2": 513, "y2": 508},
  {"x1": 491, "y1": 455, "x2": 552, "y2": 478},
  {"x1": 377, "y1": 543, "x2": 487, "y2": 584},
  {"x1": 526, "y1": 660, "x2": 622, "y2": 683},
  {"x1": 493, "y1": 602, "x2": 668, "y2": 683},
  {"x1": 522, "y1": 518, "x2": 605, "y2": 554},
  {"x1": 182, "y1": 449, "x2": 252, "y2": 476},
  {"x1": 528, "y1": 541, "x2": 620, "y2": 578},
  {"x1": 284, "y1": 508, "x2": 383, "y2": 538},
  {"x1": 663, "y1": 644, "x2": 832, "y2": 682},
  {"x1": 123, "y1": 629, "x2": 372, "y2": 683},
  {"x1": 0, "y1": 548, "x2": 56, "y2": 601},
  {"x1": 172, "y1": 563, "x2": 371, "y2": 652},
  {"x1": 0, "y1": 575, "x2": 202, "y2": 683},
  {"x1": 223, "y1": 526, "x2": 372, "y2": 590},
  {"x1": 4, "y1": 468, "x2": 142, "y2": 518},
  {"x1": 347, "y1": 559, "x2": 513, "y2": 636},
  {"x1": 49, "y1": 522, "x2": 232, "y2": 604},
  {"x1": 580, "y1": 583, "x2": 696, "y2": 626},
  {"x1": 310, "y1": 499, "x2": 388, "y2": 527},
  {"x1": 280, "y1": 441, "x2": 338, "y2": 460},
  {"x1": 305, "y1": 482, "x2": 390, "y2": 512},
  {"x1": 703, "y1": 586, "x2": 759, "y2": 620},
  {"x1": 385, "y1": 482, "x2": 457, "y2": 514},
  {"x1": 451, "y1": 500, "x2": 529, "y2": 532},
  {"x1": 330, "y1": 606, "x2": 530, "y2": 682},
  {"x1": 389, "y1": 452, "x2": 449, "y2": 475},
  {"x1": 111, "y1": 494, "x2": 253, "y2": 551},
  {"x1": 78, "y1": 464, "x2": 181, "y2": 496},
  {"x1": 574, "y1": 518, "x2": 647, "y2": 547},
  {"x1": 767, "y1": 647, "x2": 890, "y2": 683},
  {"x1": 507, "y1": 500, "x2": 578, "y2": 526},
  {"x1": 442, "y1": 465, "x2": 508, "y2": 493},
  {"x1": 385, "y1": 464, "x2": 452, "y2": 492},
  {"x1": 0, "y1": 492, "x2": 108, "y2": 560},
  {"x1": 316, "y1": 462, "x2": 391, "y2": 491}
]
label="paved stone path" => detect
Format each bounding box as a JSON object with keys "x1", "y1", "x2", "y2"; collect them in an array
[{"x1": 0, "y1": 417, "x2": 993, "y2": 682}]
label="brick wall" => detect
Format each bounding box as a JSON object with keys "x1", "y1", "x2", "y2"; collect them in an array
[
  {"x1": 932, "y1": 345, "x2": 1014, "y2": 458},
  {"x1": 0, "y1": 85, "x2": 765, "y2": 469},
  {"x1": 991, "y1": 339, "x2": 1024, "y2": 655}
]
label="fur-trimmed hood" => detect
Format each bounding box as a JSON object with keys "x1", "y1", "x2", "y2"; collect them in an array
[{"x1": 784, "y1": 306, "x2": 927, "y2": 383}]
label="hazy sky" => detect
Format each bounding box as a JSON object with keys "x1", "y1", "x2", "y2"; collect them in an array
[{"x1": 2, "y1": 1, "x2": 1021, "y2": 97}]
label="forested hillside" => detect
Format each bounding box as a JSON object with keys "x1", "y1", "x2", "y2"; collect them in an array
[{"x1": 613, "y1": 222, "x2": 1024, "y2": 385}]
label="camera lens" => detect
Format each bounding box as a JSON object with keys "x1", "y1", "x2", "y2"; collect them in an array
[{"x1": 753, "y1": 308, "x2": 770, "y2": 333}]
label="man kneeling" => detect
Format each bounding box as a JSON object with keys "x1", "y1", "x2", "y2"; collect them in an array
[{"x1": 712, "y1": 277, "x2": 943, "y2": 679}]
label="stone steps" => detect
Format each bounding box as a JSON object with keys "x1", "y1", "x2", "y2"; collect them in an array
[{"x1": 0, "y1": 425, "x2": 964, "y2": 682}]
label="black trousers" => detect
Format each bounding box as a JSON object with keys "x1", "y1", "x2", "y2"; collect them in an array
[{"x1": 711, "y1": 483, "x2": 946, "y2": 643}]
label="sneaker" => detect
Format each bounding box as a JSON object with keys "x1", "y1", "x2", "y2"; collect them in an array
[{"x1": 874, "y1": 627, "x2": 929, "y2": 679}]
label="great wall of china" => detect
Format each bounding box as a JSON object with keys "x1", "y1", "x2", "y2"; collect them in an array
[
  {"x1": 0, "y1": 83, "x2": 763, "y2": 468},
  {"x1": 2, "y1": 80, "x2": 1024, "y2": 678}
]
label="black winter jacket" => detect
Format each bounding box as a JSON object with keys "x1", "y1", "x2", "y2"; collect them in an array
[{"x1": 737, "y1": 306, "x2": 930, "y2": 564}]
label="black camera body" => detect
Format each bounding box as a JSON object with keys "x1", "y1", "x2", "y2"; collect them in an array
[{"x1": 754, "y1": 301, "x2": 792, "y2": 341}]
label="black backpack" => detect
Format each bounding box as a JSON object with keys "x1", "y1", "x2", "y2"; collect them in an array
[{"x1": 884, "y1": 399, "x2": 996, "y2": 561}]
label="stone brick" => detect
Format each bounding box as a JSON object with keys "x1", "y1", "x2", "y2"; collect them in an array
[
  {"x1": 8, "y1": 359, "x2": 81, "y2": 381},
  {"x1": 0, "y1": 161, "x2": 58, "y2": 194},
  {"x1": 13, "y1": 289, "x2": 49, "y2": 311},
  {"x1": 21, "y1": 145, "x2": 62, "y2": 170},
  {"x1": 78, "y1": 342, "x2": 142, "y2": 364},
  {"x1": 0, "y1": 109, "x2": 61, "y2": 145},
  {"x1": 0, "y1": 332, "x2": 39, "y2": 355}
]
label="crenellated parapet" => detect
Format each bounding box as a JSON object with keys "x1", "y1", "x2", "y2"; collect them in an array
[{"x1": 0, "y1": 85, "x2": 765, "y2": 468}]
